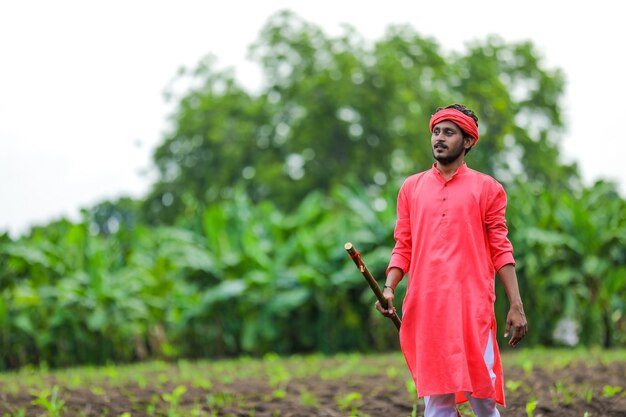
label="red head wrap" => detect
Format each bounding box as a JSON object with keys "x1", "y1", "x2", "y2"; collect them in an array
[{"x1": 429, "y1": 108, "x2": 479, "y2": 146}]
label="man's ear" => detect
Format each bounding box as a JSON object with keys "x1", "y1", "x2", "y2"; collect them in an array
[{"x1": 464, "y1": 136, "x2": 473, "y2": 150}]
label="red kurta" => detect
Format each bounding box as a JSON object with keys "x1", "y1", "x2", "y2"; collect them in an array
[{"x1": 387, "y1": 163, "x2": 515, "y2": 406}]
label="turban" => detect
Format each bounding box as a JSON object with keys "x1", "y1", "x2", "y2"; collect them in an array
[{"x1": 429, "y1": 108, "x2": 479, "y2": 146}]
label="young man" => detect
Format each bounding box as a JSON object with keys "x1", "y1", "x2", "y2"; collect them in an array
[{"x1": 376, "y1": 104, "x2": 527, "y2": 417}]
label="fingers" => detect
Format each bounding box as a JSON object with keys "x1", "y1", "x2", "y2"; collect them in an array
[
  {"x1": 508, "y1": 323, "x2": 528, "y2": 347},
  {"x1": 505, "y1": 307, "x2": 528, "y2": 347},
  {"x1": 374, "y1": 300, "x2": 396, "y2": 318},
  {"x1": 508, "y1": 327, "x2": 519, "y2": 347}
]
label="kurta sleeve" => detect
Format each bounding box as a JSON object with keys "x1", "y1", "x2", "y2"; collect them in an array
[
  {"x1": 387, "y1": 181, "x2": 412, "y2": 276},
  {"x1": 485, "y1": 182, "x2": 515, "y2": 271}
]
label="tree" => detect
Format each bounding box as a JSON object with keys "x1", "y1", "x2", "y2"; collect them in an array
[{"x1": 144, "y1": 10, "x2": 578, "y2": 223}]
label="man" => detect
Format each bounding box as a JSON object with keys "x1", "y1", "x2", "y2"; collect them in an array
[{"x1": 376, "y1": 104, "x2": 527, "y2": 417}]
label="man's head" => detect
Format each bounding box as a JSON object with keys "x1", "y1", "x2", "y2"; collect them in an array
[{"x1": 429, "y1": 104, "x2": 479, "y2": 165}]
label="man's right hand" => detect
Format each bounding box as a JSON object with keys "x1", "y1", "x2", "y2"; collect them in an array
[{"x1": 375, "y1": 287, "x2": 396, "y2": 317}]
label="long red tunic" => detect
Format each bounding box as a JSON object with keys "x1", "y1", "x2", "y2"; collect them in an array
[{"x1": 387, "y1": 163, "x2": 515, "y2": 406}]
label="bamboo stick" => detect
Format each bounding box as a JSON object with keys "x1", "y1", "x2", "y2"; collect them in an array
[{"x1": 344, "y1": 242, "x2": 401, "y2": 330}]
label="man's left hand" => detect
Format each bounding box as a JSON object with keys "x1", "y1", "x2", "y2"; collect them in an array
[{"x1": 504, "y1": 303, "x2": 527, "y2": 347}]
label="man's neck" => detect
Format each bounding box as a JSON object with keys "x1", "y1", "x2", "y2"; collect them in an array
[{"x1": 435, "y1": 157, "x2": 465, "y2": 180}]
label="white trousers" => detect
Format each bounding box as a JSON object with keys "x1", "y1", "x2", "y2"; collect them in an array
[{"x1": 423, "y1": 332, "x2": 500, "y2": 417}]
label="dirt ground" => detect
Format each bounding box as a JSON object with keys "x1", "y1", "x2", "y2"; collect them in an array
[{"x1": 1, "y1": 357, "x2": 625, "y2": 416}]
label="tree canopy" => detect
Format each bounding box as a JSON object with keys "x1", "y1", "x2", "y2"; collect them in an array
[{"x1": 144, "y1": 10, "x2": 579, "y2": 223}]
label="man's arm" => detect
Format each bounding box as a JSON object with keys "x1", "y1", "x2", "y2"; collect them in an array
[
  {"x1": 497, "y1": 264, "x2": 528, "y2": 347},
  {"x1": 376, "y1": 181, "x2": 411, "y2": 318}
]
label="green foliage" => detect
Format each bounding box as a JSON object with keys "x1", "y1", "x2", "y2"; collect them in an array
[
  {"x1": 500, "y1": 179, "x2": 626, "y2": 348},
  {"x1": 1, "y1": 177, "x2": 626, "y2": 369}
]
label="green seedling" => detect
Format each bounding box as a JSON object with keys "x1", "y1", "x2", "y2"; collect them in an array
[
  {"x1": 408, "y1": 402, "x2": 417, "y2": 417},
  {"x1": 386, "y1": 366, "x2": 402, "y2": 379},
  {"x1": 336, "y1": 392, "x2": 363, "y2": 414},
  {"x1": 32, "y1": 386, "x2": 65, "y2": 417},
  {"x1": 271, "y1": 389, "x2": 287, "y2": 399},
  {"x1": 206, "y1": 392, "x2": 235, "y2": 410},
  {"x1": 189, "y1": 401, "x2": 204, "y2": 417},
  {"x1": 267, "y1": 364, "x2": 291, "y2": 388},
  {"x1": 505, "y1": 379, "x2": 523, "y2": 394},
  {"x1": 553, "y1": 381, "x2": 574, "y2": 405},
  {"x1": 602, "y1": 384, "x2": 623, "y2": 397},
  {"x1": 521, "y1": 359, "x2": 534, "y2": 378},
  {"x1": 405, "y1": 378, "x2": 416, "y2": 395},
  {"x1": 581, "y1": 385, "x2": 593, "y2": 404},
  {"x1": 146, "y1": 393, "x2": 160, "y2": 416},
  {"x1": 300, "y1": 390, "x2": 319, "y2": 407},
  {"x1": 162, "y1": 385, "x2": 187, "y2": 417},
  {"x1": 192, "y1": 379, "x2": 212, "y2": 390},
  {"x1": 525, "y1": 399, "x2": 537, "y2": 417},
  {"x1": 135, "y1": 374, "x2": 148, "y2": 389},
  {"x1": 3, "y1": 408, "x2": 26, "y2": 417}
]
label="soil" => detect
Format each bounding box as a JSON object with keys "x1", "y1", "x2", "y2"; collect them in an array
[{"x1": 0, "y1": 356, "x2": 624, "y2": 417}]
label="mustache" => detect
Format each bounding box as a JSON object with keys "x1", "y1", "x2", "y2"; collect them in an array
[{"x1": 433, "y1": 142, "x2": 448, "y2": 149}]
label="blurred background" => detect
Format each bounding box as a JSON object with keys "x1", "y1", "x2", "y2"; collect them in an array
[{"x1": 0, "y1": 1, "x2": 625, "y2": 370}]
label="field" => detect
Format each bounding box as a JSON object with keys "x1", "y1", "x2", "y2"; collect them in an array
[{"x1": 0, "y1": 349, "x2": 625, "y2": 417}]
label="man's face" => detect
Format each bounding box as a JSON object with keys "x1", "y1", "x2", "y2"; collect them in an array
[{"x1": 431, "y1": 120, "x2": 470, "y2": 165}]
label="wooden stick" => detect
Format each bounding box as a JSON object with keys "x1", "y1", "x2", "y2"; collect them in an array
[{"x1": 344, "y1": 242, "x2": 401, "y2": 330}]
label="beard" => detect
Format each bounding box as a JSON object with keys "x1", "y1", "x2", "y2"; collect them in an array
[{"x1": 432, "y1": 140, "x2": 465, "y2": 165}]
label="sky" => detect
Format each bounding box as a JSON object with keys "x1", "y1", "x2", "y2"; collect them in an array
[{"x1": 1, "y1": 1, "x2": 625, "y2": 237}]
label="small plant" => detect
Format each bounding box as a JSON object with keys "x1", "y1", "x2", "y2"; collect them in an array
[
  {"x1": 300, "y1": 390, "x2": 319, "y2": 407},
  {"x1": 553, "y1": 380, "x2": 574, "y2": 405},
  {"x1": 336, "y1": 392, "x2": 363, "y2": 415},
  {"x1": 525, "y1": 398, "x2": 537, "y2": 417},
  {"x1": 521, "y1": 359, "x2": 534, "y2": 378},
  {"x1": 602, "y1": 384, "x2": 623, "y2": 397},
  {"x1": 162, "y1": 385, "x2": 188, "y2": 417},
  {"x1": 271, "y1": 389, "x2": 287, "y2": 399},
  {"x1": 146, "y1": 393, "x2": 160, "y2": 416},
  {"x1": 405, "y1": 378, "x2": 416, "y2": 395},
  {"x1": 31, "y1": 386, "x2": 65, "y2": 417},
  {"x1": 386, "y1": 367, "x2": 402, "y2": 378},
  {"x1": 581, "y1": 385, "x2": 593, "y2": 404},
  {"x1": 192, "y1": 379, "x2": 212, "y2": 390},
  {"x1": 505, "y1": 379, "x2": 523, "y2": 394},
  {"x1": 206, "y1": 392, "x2": 235, "y2": 411},
  {"x1": 190, "y1": 401, "x2": 204, "y2": 417},
  {"x1": 3, "y1": 408, "x2": 26, "y2": 417},
  {"x1": 408, "y1": 402, "x2": 417, "y2": 417},
  {"x1": 267, "y1": 364, "x2": 291, "y2": 388}
]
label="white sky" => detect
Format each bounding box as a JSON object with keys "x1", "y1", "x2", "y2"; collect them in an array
[{"x1": 1, "y1": 1, "x2": 625, "y2": 237}]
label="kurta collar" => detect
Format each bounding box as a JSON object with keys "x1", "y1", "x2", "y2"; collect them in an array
[{"x1": 431, "y1": 162, "x2": 468, "y2": 183}]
